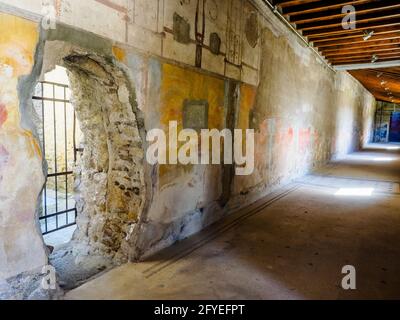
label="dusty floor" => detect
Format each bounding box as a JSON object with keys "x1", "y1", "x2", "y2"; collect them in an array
[{"x1": 66, "y1": 143, "x2": 400, "y2": 300}]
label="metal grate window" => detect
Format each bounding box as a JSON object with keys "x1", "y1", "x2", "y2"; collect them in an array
[{"x1": 33, "y1": 80, "x2": 79, "y2": 235}]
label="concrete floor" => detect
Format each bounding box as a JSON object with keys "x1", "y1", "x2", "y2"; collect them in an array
[{"x1": 66, "y1": 144, "x2": 400, "y2": 300}]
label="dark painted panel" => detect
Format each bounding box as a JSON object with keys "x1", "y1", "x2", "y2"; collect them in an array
[{"x1": 389, "y1": 112, "x2": 400, "y2": 142}]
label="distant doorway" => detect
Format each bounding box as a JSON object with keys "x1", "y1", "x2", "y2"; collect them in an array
[{"x1": 389, "y1": 112, "x2": 400, "y2": 142}]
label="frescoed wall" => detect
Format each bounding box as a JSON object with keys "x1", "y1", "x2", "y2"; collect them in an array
[
  {"x1": 232, "y1": 26, "x2": 375, "y2": 199},
  {"x1": 0, "y1": 13, "x2": 47, "y2": 280},
  {"x1": 119, "y1": 51, "x2": 233, "y2": 256},
  {"x1": 158, "y1": 64, "x2": 225, "y2": 182}
]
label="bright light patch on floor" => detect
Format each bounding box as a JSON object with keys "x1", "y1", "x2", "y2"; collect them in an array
[
  {"x1": 372, "y1": 157, "x2": 395, "y2": 162},
  {"x1": 344, "y1": 154, "x2": 398, "y2": 162},
  {"x1": 386, "y1": 146, "x2": 400, "y2": 151},
  {"x1": 335, "y1": 188, "x2": 374, "y2": 197}
]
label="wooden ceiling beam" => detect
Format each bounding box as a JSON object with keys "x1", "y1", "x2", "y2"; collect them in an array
[
  {"x1": 329, "y1": 52, "x2": 400, "y2": 62},
  {"x1": 368, "y1": 67, "x2": 400, "y2": 78},
  {"x1": 275, "y1": 0, "x2": 378, "y2": 15},
  {"x1": 303, "y1": 20, "x2": 400, "y2": 38},
  {"x1": 299, "y1": 13, "x2": 400, "y2": 32},
  {"x1": 273, "y1": 0, "x2": 322, "y2": 9},
  {"x1": 291, "y1": 3, "x2": 400, "y2": 25},
  {"x1": 314, "y1": 32, "x2": 400, "y2": 48},
  {"x1": 320, "y1": 39, "x2": 400, "y2": 53},
  {"x1": 323, "y1": 46, "x2": 400, "y2": 57},
  {"x1": 281, "y1": 0, "x2": 375, "y2": 17},
  {"x1": 331, "y1": 56, "x2": 400, "y2": 65},
  {"x1": 267, "y1": 0, "x2": 400, "y2": 104},
  {"x1": 308, "y1": 25, "x2": 400, "y2": 42}
]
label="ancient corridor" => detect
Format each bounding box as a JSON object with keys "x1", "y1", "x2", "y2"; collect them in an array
[{"x1": 1, "y1": 0, "x2": 400, "y2": 304}]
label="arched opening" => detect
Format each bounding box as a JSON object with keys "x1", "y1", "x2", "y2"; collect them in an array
[
  {"x1": 33, "y1": 65, "x2": 81, "y2": 248},
  {"x1": 32, "y1": 45, "x2": 147, "y2": 290}
]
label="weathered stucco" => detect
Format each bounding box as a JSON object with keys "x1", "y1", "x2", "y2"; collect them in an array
[
  {"x1": 0, "y1": 13, "x2": 47, "y2": 280},
  {"x1": 232, "y1": 27, "x2": 376, "y2": 199}
]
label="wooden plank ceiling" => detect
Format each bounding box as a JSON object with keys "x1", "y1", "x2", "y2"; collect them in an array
[{"x1": 266, "y1": 0, "x2": 400, "y2": 103}]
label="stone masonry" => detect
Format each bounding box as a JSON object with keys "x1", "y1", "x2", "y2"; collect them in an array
[{"x1": 64, "y1": 54, "x2": 146, "y2": 263}]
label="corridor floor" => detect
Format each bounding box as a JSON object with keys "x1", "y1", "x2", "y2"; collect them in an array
[{"x1": 66, "y1": 144, "x2": 400, "y2": 300}]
